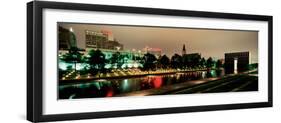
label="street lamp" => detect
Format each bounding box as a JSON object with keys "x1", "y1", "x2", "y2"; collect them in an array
[
  {"x1": 70, "y1": 27, "x2": 73, "y2": 32},
  {"x1": 116, "y1": 46, "x2": 121, "y2": 51}
]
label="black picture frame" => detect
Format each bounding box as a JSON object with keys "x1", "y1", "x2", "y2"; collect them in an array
[{"x1": 27, "y1": 1, "x2": 273, "y2": 122}]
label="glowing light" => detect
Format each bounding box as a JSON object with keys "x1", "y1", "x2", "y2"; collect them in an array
[
  {"x1": 121, "y1": 79, "x2": 130, "y2": 92},
  {"x1": 138, "y1": 64, "x2": 143, "y2": 68},
  {"x1": 153, "y1": 76, "x2": 163, "y2": 88},
  {"x1": 96, "y1": 79, "x2": 107, "y2": 82},
  {"x1": 202, "y1": 71, "x2": 206, "y2": 78},
  {"x1": 116, "y1": 46, "x2": 121, "y2": 51},
  {"x1": 234, "y1": 58, "x2": 238, "y2": 74},
  {"x1": 210, "y1": 70, "x2": 216, "y2": 77},
  {"x1": 69, "y1": 94, "x2": 76, "y2": 99},
  {"x1": 76, "y1": 63, "x2": 87, "y2": 70},
  {"x1": 128, "y1": 63, "x2": 133, "y2": 68},
  {"x1": 87, "y1": 74, "x2": 91, "y2": 78},
  {"x1": 59, "y1": 61, "x2": 89, "y2": 71},
  {"x1": 104, "y1": 64, "x2": 112, "y2": 69},
  {"x1": 75, "y1": 74, "x2": 81, "y2": 79},
  {"x1": 121, "y1": 64, "x2": 127, "y2": 69},
  {"x1": 133, "y1": 63, "x2": 139, "y2": 68},
  {"x1": 58, "y1": 61, "x2": 70, "y2": 71},
  {"x1": 93, "y1": 82, "x2": 101, "y2": 90},
  {"x1": 106, "y1": 89, "x2": 114, "y2": 97}
]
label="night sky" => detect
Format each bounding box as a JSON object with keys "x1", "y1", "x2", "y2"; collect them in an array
[{"x1": 59, "y1": 23, "x2": 258, "y2": 63}]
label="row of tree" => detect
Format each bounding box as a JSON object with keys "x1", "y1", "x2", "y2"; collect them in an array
[
  {"x1": 61, "y1": 47, "x2": 107, "y2": 75},
  {"x1": 60, "y1": 48, "x2": 223, "y2": 75},
  {"x1": 142, "y1": 53, "x2": 223, "y2": 71}
]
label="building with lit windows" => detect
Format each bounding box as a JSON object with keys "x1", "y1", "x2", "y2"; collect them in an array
[
  {"x1": 85, "y1": 30, "x2": 123, "y2": 50},
  {"x1": 143, "y1": 46, "x2": 162, "y2": 58},
  {"x1": 59, "y1": 48, "x2": 145, "y2": 70}
]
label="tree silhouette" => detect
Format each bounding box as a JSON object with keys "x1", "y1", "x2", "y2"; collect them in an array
[
  {"x1": 61, "y1": 47, "x2": 82, "y2": 72},
  {"x1": 206, "y1": 57, "x2": 214, "y2": 68},
  {"x1": 171, "y1": 54, "x2": 183, "y2": 69},
  {"x1": 143, "y1": 53, "x2": 157, "y2": 71},
  {"x1": 182, "y1": 54, "x2": 201, "y2": 69},
  {"x1": 200, "y1": 57, "x2": 206, "y2": 68},
  {"x1": 159, "y1": 55, "x2": 170, "y2": 69},
  {"x1": 182, "y1": 54, "x2": 191, "y2": 69},
  {"x1": 110, "y1": 52, "x2": 121, "y2": 69},
  {"x1": 87, "y1": 49, "x2": 106, "y2": 75},
  {"x1": 216, "y1": 60, "x2": 223, "y2": 68},
  {"x1": 191, "y1": 54, "x2": 201, "y2": 67}
]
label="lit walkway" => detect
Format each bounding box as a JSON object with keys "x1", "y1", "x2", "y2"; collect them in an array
[{"x1": 60, "y1": 68, "x2": 209, "y2": 85}]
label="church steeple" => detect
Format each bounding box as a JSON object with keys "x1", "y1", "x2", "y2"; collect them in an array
[{"x1": 182, "y1": 44, "x2": 186, "y2": 55}]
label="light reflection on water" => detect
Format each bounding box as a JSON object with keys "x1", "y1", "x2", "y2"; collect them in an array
[{"x1": 59, "y1": 70, "x2": 224, "y2": 99}]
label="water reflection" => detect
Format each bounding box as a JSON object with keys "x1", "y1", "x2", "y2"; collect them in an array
[{"x1": 59, "y1": 70, "x2": 224, "y2": 99}]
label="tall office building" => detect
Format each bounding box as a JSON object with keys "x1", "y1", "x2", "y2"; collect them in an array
[{"x1": 85, "y1": 30, "x2": 123, "y2": 50}]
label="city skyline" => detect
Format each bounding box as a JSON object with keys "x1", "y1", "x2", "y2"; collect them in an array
[{"x1": 58, "y1": 23, "x2": 258, "y2": 63}]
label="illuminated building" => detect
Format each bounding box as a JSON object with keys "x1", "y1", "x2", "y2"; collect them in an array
[
  {"x1": 143, "y1": 46, "x2": 162, "y2": 58},
  {"x1": 85, "y1": 30, "x2": 123, "y2": 50},
  {"x1": 59, "y1": 48, "x2": 145, "y2": 70}
]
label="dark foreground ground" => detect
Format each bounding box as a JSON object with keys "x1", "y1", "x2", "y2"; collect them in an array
[
  {"x1": 160, "y1": 74, "x2": 258, "y2": 95},
  {"x1": 59, "y1": 73, "x2": 258, "y2": 99}
]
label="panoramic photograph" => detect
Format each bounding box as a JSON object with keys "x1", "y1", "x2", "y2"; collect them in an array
[{"x1": 58, "y1": 23, "x2": 259, "y2": 99}]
